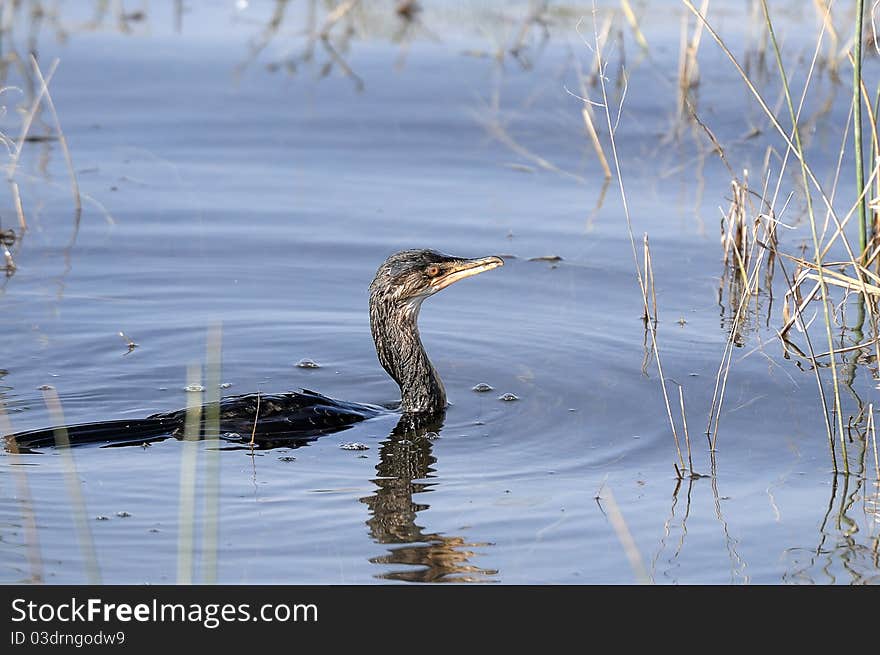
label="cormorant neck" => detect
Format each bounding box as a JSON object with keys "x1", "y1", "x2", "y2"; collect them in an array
[{"x1": 369, "y1": 293, "x2": 446, "y2": 415}]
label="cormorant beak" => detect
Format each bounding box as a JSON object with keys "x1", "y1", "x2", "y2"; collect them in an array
[{"x1": 429, "y1": 255, "x2": 504, "y2": 292}]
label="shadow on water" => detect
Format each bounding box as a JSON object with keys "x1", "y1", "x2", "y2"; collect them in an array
[{"x1": 361, "y1": 415, "x2": 498, "y2": 583}]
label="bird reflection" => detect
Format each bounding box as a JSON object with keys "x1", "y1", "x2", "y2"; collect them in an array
[{"x1": 360, "y1": 415, "x2": 497, "y2": 582}]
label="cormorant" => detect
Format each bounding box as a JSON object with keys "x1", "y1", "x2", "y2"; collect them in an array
[{"x1": 3, "y1": 249, "x2": 503, "y2": 451}]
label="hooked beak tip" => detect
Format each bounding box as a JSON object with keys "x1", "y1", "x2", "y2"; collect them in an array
[{"x1": 429, "y1": 255, "x2": 504, "y2": 291}]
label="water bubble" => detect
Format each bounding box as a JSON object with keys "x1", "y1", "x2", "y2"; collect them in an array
[
  {"x1": 296, "y1": 359, "x2": 321, "y2": 369},
  {"x1": 340, "y1": 442, "x2": 369, "y2": 451},
  {"x1": 472, "y1": 383, "x2": 494, "y2": 392},
  {"x1": 498, "y1": 392, "x2": 519, "y2": 401}
]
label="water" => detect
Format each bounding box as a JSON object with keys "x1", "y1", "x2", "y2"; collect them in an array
[{"x1": 1, "y1": 1, "x2": 878, "y2": 584}]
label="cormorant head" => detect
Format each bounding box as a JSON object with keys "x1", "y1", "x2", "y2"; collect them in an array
[{"x1": 369, "y1": 249, "x2": 504, "y2": 307}]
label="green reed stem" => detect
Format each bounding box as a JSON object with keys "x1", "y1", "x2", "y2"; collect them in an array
[
  {"x1": 854, "y1": 0, "x2": 867, "y2": 254},
  {"x1": 761, "y1": 0, "x2": 846, "y2": 474},
  {"x1": 873, "y1": 86, "x2": 880, "y2": 235}
]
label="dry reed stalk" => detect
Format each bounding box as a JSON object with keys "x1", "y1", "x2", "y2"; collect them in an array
[
  {"x1": 581, "y1": 103, "x2": 612, "y2": 180},
  {"x1": 642, "y1": 235, "x2": 650, "y2": 322},
  {"x1": 177, "y1": 363, "x2": 202, "y2": 585},
  {"x1": 721, "y1": 178, "x2": 751, "y2": 287},
  {"x1": 250, "y1": 392, "x2": 261, "y2": 447},
  {"x1": 319, "y1": 0, "x2": 360, "y2": 40},
  {"x1": 782, "y1": 243, "x2": 880, "y2": 300},
  {"x1": 28, "y1": 56, "x2": 81, "y2": 215},
  {"x1": 685, "y1": 97, "x2": 735, "y2": 177},
  {"x1": 677, "y1": 0, "x2": 709, "y2": 108},
  {"x1": 683, "y1": 0, "x2": 864, "y2": 283},
  {"x1": 642, "y1": 233, "x2": 659, "y2": 323},
  {"x1": 781, "y1": 293, "x2": 837, "y2": 467},
  {"x1": 780, "y1": 281, "x2": 821, "y2": 338},
  {"x1": 707, "y1": 180, "x2": 780, "y2": 448},
  {"x1": 575, "y1": 56, "x2": 612, "y2": 180},
  {"x1": 774, "y1": 240, "x2": 844, "y2": 445},
  {"x1": 482, "y1": 114, "x2": 586, "y2": 183},
  {"x1": 0, "y1": 403, "x2": 44, "y2": 582},
  {"x1": 42, "y1": 386, "x2": 102, "y2": 583},
  {"x1": 10, "y1": 181, "x2": 26, "y2": 230},
  {"x1": 586, "y1": 11, "x2": 614, "y2": 87},
  {"x1": 818, "y1": 157, "x2": 880, "y2": 262},
  {"x1": 509, "y1": 0, "x2": 550, "y2": 66},
  {"x1": 764, "y1": 7, "x2": 851, "y2": 467},
  {"x1": 679, "y1": 385, "x2": 694, "y2": 475},
  {"x1": 811, "y1": 337, "x2": 880, "y2": 360},
  {"x1": 817, "y1": 100, "x2": 854, "y2": 245},
  {"x1": 201, "y1": 324, "x2": 222, "y2": 585},
  {"x1": 580, "y1": 9, "x2": 684, "y2": 471},
  {"x1": 600, "y1": 486, "x2": 651, "y2": 584},
  {"x1": 7, "y1": 59, "x2": 59, "y2": 178},
  {"x1": 619, "y1": 0, "x2": 648, "y2": 51},
  {"x1": 319, "y1": 37, "x2": 365, "y2": 92},
  {"x1": 234, "y1": 0, "x2": 290, "y2": 76},
  {"x1": 677, "y1": 12, "x2": 688, "y2": 97},
  {"x1": 813, "y1": 0, "x2": 840, "y2": 75},
  {"x1": 802, "y1": 271, "x2": 880, "y2": 294},
  {"x1": 685, "y1": 0, "x2": 848, "y2": 471}
]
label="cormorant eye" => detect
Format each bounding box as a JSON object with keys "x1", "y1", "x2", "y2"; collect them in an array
[{"x1": 425, "y1": 265, "x2": 441, "y2": 277}]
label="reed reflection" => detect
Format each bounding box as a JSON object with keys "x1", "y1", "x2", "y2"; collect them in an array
[
  {"x1": 783, "y1": 473, "x2": 880, "y2": 585},
  {"x1": 360, "y1": 416, "x2": 497, "y2": 583}
]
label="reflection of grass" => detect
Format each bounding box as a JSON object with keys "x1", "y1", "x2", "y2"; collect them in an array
[{"x1": 869, "y1": 405, "x2": 879, "y2": 482}]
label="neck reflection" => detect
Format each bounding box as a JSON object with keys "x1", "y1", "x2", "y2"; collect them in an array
[{"x1": 360, "y1": 413, "x2": 497, "y2": 582}]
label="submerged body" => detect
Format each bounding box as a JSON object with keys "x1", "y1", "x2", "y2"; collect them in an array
[
  {"x1": 7, "y1": 390, "x2": 383, "y2": 451},
  {"x1": 4, "y1": 250, "x2": 503, "y2": 451}
]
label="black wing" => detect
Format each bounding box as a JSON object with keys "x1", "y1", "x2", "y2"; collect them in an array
[{"x1": 4, "y1": 389, "x2": 384, "y2": 452}]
